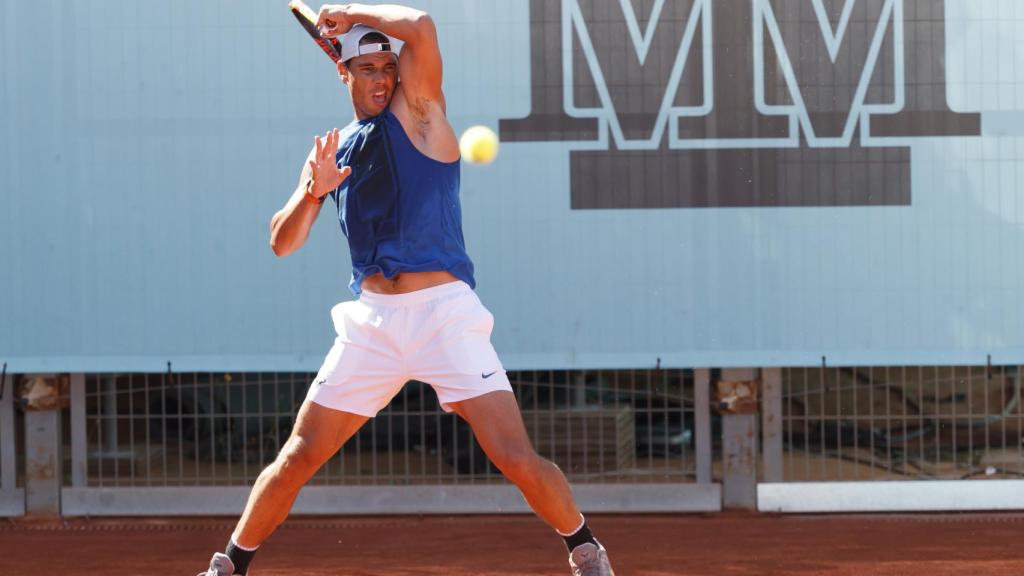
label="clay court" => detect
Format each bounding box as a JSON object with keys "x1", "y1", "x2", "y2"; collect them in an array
[{"x1": 4, "y1": 512, "x2": 1024, "y2": 575}]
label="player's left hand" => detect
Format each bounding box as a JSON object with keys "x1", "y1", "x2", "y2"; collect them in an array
[
  {"x1": 309, "y1": 129, "x2": 352, "y2": 199},
  {"x1": 316, "y1": 5, "x2": 353, "y2": 38}
]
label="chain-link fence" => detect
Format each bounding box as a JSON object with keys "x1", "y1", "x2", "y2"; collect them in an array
[
  {"x1": 70, "y1": 369, "x2": 701, "y2": 488},
  {"x1": 780, "y1": 365, "x2": 1024, "y2": 482}
]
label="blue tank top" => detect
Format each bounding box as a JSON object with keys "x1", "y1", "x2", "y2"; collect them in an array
[{"x1": 329, "y1": 108, "x2": 475, "y2": 295}]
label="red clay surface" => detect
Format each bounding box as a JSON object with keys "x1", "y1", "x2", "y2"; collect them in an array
[{"x1": 3, "y1": 513, "x2": 1024, "y2": 575}]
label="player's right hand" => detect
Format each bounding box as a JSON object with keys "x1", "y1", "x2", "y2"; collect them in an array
[
  {"x1": 316, "y1": 5, "x2": 353, "y2": 38},
  {"x1": 309, "y1": 129, "x2": 352, "y2": 199}
]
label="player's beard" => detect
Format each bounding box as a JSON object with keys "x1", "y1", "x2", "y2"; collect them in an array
[{"x1": 350, "y1": 81, "x2": 391, "y2": 118}]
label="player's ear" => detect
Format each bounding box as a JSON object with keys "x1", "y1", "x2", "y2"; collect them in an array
[{"x1": 337, "y1": 60, "x2": 349, "y2": 83}]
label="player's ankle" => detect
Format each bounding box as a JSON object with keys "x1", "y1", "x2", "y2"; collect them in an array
[
  {"x1": 225, "y1": 538, "x2": 260, "y2": 575},
  {"x1": 557, "y1": 515, "x2": 598, "y2": 552}
]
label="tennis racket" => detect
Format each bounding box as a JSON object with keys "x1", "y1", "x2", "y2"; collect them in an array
[{"x1": 288, "y1": 0, "x2": 342, "y2": 63}]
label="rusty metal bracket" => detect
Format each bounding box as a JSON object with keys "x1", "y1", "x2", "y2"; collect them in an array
[
  {"x1": 18, "y1": 375, "x2": 70, "y2": 412},
  {"x1": 715, "y1": 379, "x2": 760, "y2": 414}
]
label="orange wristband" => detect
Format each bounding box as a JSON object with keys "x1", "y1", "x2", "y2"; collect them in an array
[{"x1": 303, "y1": 179, "x2": 326, "y2": 206}]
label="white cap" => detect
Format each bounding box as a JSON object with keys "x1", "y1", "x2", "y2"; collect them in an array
[{"x1": 340, "y1": 24, "x2": 397, "y2": 63}]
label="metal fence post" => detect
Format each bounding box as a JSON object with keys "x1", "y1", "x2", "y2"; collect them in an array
[
  {"x1": 70, "y1": 374, "x2": 87, "y2": 488},
  {"x1": 721, "y1": 368, "x2": 758, "y2": 509},
  {"x1": 0, "y1": 370, "x2": 22, "y2": 517},
  {"x1": 1, "y1": 371, "x2": 15, "y2": 493},
  {"x1": 761, "y1": 368, "x2": 783, "y2": 482},
  {"x1": 694, "y1": 368, "x2": 712, "y2": 485},
  {"x1": 24, "y1": 375, "x2": 62, "y2": 517}
]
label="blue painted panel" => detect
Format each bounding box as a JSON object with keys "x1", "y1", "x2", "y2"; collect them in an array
[{"x1": 1, "y1": 1, "x2": 1022, "y2": 372}]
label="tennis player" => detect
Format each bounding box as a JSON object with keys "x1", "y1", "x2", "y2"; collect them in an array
[{"x1": 200, "y1": 4, "x2": 615, "y2": 575}]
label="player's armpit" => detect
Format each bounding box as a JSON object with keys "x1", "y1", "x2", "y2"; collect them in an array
[{"x1": 394, "y1": 14, "x2": 444, "y2": 103}]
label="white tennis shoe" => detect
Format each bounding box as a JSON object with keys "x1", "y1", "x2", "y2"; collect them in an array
[
  {"x1": 569, "y1": 541, "x2": 615, "y2": 576},
  {"x1": 197, "y1": 552, "x2": 236, "y2": 576}
]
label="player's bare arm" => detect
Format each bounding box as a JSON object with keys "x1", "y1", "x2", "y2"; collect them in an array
[
  {"x1": 269, "y1": 129, "x2": 351, "y2": 257},
  {"x1": 318, "y1": 3, "x2": 458, "y2": 162}
]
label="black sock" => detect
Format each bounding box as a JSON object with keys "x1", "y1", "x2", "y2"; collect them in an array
[
  {"x1": 225, "y1": 540, "x2": 258, "y2": 575},
  {"x1": 562, "y1": 521, "x2": 597, "y2": 553}
]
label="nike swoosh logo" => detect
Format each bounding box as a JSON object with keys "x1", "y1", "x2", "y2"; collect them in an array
[{"x1": 482, "y1": 371, "x2": 497, "y2": 379}]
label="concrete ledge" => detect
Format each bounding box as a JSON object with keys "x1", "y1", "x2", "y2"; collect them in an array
[
  {"x1": 0, "y1": 489, "x2": 24, "y2": 517},
  {"x1": 62, "y1": 483, "x2": 721, "y2": 516},
  {"x1": 759, "y1": 480, "x2": 1024, "y2": 513}
]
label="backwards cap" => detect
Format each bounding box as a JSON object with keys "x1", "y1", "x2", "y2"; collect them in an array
[{"x1": 340, "y1": 24, "x2": 397, "y2": 63}]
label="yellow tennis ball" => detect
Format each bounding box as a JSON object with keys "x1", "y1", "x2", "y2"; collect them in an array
[{"x1": 459, "y1": 125, "x2": 499, "y2": 165}]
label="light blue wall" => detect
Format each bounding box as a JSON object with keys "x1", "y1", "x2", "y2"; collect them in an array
[{"x1": 1, "y1": 1, "x2": 1022, "y2": 372}]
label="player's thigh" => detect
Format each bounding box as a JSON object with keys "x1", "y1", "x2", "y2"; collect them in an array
[
  {"x1": 449, "y1": 390, "x2": 535, "y2": 461},
  {"x1": 281, "y1": 399, "x2": 369, "y2": 468}
]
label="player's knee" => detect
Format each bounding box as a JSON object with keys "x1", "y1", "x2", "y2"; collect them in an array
[{"x1": 273, "y1": 437, "x2": 321, "y2": 483}]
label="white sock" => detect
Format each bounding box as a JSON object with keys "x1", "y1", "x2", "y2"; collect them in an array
[
  {"x1": 229, "y1": 537, "x2": 260, "y2": 552},
  {"x1": 556, "y1": 514, "x2": 586, "y2": 537}
]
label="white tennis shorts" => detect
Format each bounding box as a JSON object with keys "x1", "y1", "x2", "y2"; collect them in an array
[{"x1": 307, "y1": 281, "x2": 512, "y2": 416}]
